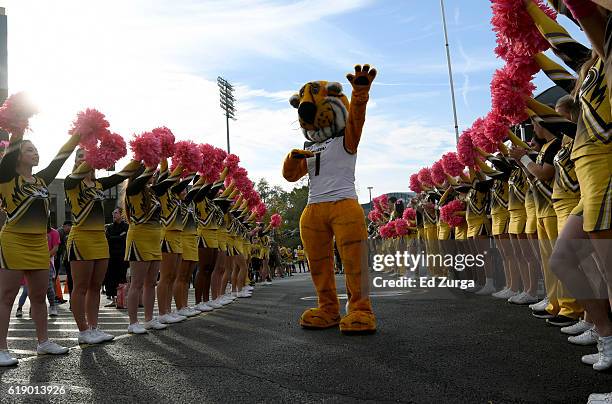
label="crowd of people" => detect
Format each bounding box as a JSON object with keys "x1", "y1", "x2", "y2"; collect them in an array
[
  {"x1": 0, "y1": 112, "x2": 290, "y2": 366},
  {"x1": 368, "y1": 0, "x2": 612, "y2": 379}
]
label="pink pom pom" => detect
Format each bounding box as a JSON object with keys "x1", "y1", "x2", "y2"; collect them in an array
[
  {"x1": 0, "y1": 92, "x2": 39, "y2": 134},
  {"x1": 441, "y1": 152, "x2": 464, "y2": 177},
  {"x1": 130, "y1": 131, "x2": 162, "y2": 167},
  {"x1": 491, "y1": 0, "x2": 556, "y2": 62},
  {"x1": 393, "y1": 219, "x2": 409, "y2": 236},
  {"x1": 69, "y1": 108, "x2": 110, "y2": 150},
  {"x1": 431, "y1": 161, "x2": 446, "y2": 186},
  {"x1": 372, "y1": 194, "x2": 390, "y2": 213},
  {"x1": 255, "y1": 203, "x2": 267, "y2": 220},
  {"x1": 223, "y1": 154, "x2": 240, "y2": 171},
  {"x1": 409, "y1": 173, "x2": 422, "y2": 193},
  {"x1": 484, "y1": 112, "x2": 509, "y2": 143},
  {"x1": 172, "y1": 140, "x2": 202, "y2": 173},
  {"x1": 418, "y1": 168, "x2": 433, "y2": 188},
  {"x1": 471, "y1": 117, "x2": 498, "y2": 153},
  {"x1": 368, "y1": 210, "x2": 382, "y2": 223},
  {"x1": 490, "y1": 65, "x2": 535, "y2": 125},
  {"x1": 378, "y1": 223, "x2": 390, "y2": 239},
  {"x1": 457, "y1": 130, "x2": 476, "y2": 167},
  {"x1": 152, "y1": 127, "x2": 176, "y2": 158},
  {"x1": 439, "y1": 199, "x2": 466, "y2": 227},
  {"x1": 198, "y1": 144, "x2": 218, "y2": 182},
  {"x1": 403, "y1": 207, "x2": 416, "y2": 222},
  {"x1": 270, "y1": 213, "x2": 282, "y2": 228},
  {"x1": 86, "y1": 132, "x2": 127, "y2": 170}
]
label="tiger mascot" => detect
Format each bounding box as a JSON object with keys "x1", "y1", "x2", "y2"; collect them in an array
[{"x1": 282, "y1": 64, "x2": 377, "y2": 334}]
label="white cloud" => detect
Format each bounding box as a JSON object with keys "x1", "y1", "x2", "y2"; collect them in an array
[{"x1": 4, "y1": 0, "x2": 459, "y2": 206}]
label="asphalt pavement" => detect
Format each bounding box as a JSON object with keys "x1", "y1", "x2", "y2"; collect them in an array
[{"x1": 0, "y1": 272, "x2": 610, "y2": 403}]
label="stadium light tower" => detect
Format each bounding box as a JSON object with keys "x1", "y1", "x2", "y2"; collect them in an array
[{"x1": 217, "y1": 76, "x2": 236, "y2": 153}]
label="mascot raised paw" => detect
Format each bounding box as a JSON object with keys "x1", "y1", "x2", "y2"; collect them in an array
[{"x1": 282, "y1": 64, "x2": 377, "y2": 335}]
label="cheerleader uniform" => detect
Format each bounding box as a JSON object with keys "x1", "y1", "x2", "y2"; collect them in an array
[
  {"x1": 124, "y1": 167, "x2": 175, "y2": 262},
  {"x1": 180, "y1": 198, "x2": 199, "y2": 263},
  {"x1": 0, "y1": 135, "x2": 79, "y2": 270},
  {"x1": 530, "y1": 137, "x2": 568, "y2": 316},
  {"x1": 550, "y1": 136, "x2": 584, "y2": 319},
  {"x1": 466, "y1": 177, "x2": 492, "y2": 238},
  {"x1": 571, "y1": 57, "x2": 612, "y2": 232},
  {"x1": 490, "y1": 178, "x2": 510, "y2": 236},
  {"x1": 508, "y1": 167, "x2": 528, "y2": 235},
  {"x1": 65, "y1": 160, "x2": 141, "y2": 261},
  {"x1": 159, "y1": 163, "x2": 186, "y2": 255}
]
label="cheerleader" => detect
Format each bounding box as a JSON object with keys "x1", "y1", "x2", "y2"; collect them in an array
[
  {"x1": 0, "y1": 130, "x2": 79, "y2": 365},
  {"x1": 171, "y1": 174, "x2": 206, "y2": 316},
  {"x1": 465, "y1": 170, "x2": 496, "y2": 294},
  {"x1": 541, "y1": 0, "x2": 612, "y2": 370},
  {"x1": 156, "y1": 161, "x2": 190, "y2": 322},
  {"x1": 64, "y1": 150, "x2": 141, "y2": 344},
  {"x1": 505, "y1": 163, "x2": 540, "y2": 304},
  {"x1": 123, "y1": 164, "x2": 174, "y2": 334}
]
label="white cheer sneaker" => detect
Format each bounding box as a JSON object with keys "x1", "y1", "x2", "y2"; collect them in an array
[
  {"x1": 569, "y1": 328, "x2": 599, "y2": 346},
  {"x1": 144, "y1": 318, "x2": 168, "y2": 330},
  {"x1": 78, "y1": 329, "x2": 105, "y2": 345},
  {"x1": 177, "y1": 307, "x2": 198, "y2": 317},
  {"x1": 0, "y1": 350, "x2": 18, "y2": 366},
  {"x1": 91, "y1": 327, "x2": 115, "y2": 342},
  {"x1": 509, "y1": 292, "x2": 539, "y2": 305},
  {"x1": 207, "y1": 300, "x2": 223, "y2": 309},
  {"x1": 128, "y1": 323, "x2": 147, "y2": 334},
  {"x1": 529, "y1": 297, "x2": 549, "y2": 312},
  {"x1": 159, "y1": 314, "x2": 183, "y2": 324},
  {"x1": 562, "y1": 320, "x2": 593, "y2": 336},
  {"x1": 593, "y1": 336, "x2": 612, "y2": 371},
  {"x1": 587, "y1": 392, "x2": 612, "y2": 403},
  {"x1": 195, "y1": 303, "x2": 214, "y2": 312},
  {"x1": 37, "y1": 340, "x2": 69, "y2": 355}
]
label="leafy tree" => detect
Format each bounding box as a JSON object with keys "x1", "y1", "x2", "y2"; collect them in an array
[{"x1": 256, "y1": 177, "x2": 308, "y2": 249}]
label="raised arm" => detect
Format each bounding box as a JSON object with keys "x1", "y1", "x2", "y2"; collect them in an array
[
  {"x1": 125, "y1": 165, "x2": 150, "y2": 196},
  {"x1": 0, "y1": 131, "x2": 24, "y2": 183},
  {"x1": 98, "y1": 160, "x2": 143, "y2": 190},
  {"x1": 525, "y1": 0, "x2": 592, "y2": 71},
  {"x1": 36, "y1": 135, "x2": 81, "y2": 186},
  {"x1": 344, "y1": 64, "x2": 377, "y2": 154},
  {"x1": 151, "y1": 164, "x2": 182, "y2": 196}
]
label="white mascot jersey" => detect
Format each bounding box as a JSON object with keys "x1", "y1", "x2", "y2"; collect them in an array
[{"x1": 304, "y1": 134, "x2": 357, "y2": 205}]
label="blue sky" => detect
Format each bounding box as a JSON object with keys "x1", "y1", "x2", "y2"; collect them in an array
[{"x1": 3, "y1": 0, "x2": 588, "y2": 203}]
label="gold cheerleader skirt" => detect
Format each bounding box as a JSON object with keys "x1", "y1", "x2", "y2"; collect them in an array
[
  {"x1": 572, "y1": 153, "x2": 612, "y2": 232},
  {"x1": 554, "y1": 198, "x2": 580, "y2": 234},
  {"x1": 437, "y1": 222, "x2": 451, "y2": 240},
  {"x1": 508, "y1": 208, "x2": 526, "y2": 235},
  {"x1": 67, "y1": 229, "x2": 110, "y2": 261},
  {"x1": 161, "y1": 229, "x2": 183, "y2": 254},
  {"x1": 215, "y1": 229, "x2": 229, "y2": 254},
  {"x1": 0, "y1": 230, "x2": 49, "y2": 270},
  {"x1": 125, "y1": 224, "x2": 162, "y2": 262},
  {"x1": 467, "y1": 215, "x2": 490, "y2": 238},
  {"x1": 423, "y1": 224, "x2": 437, "y2": 240},
  {"x1": 524, "y1": 196, "x2": 537, "y2": 235},
  {"x1": 181, "y1": 231, "x2": 199, "y2": 262},
  {"x1": 454, "y1": 222, "x2": 468, "y2": 240},
  {"x1": 197, "y1": 227, "x2": 219, "y2": 250},
  {"x1": 491, "y1": 210, "x2": 510, "y2": 236}
]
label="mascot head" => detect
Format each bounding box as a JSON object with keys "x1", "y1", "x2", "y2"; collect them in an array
[{"x1": 289, "y1": 81, "x2": 350, "y2": 142}]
